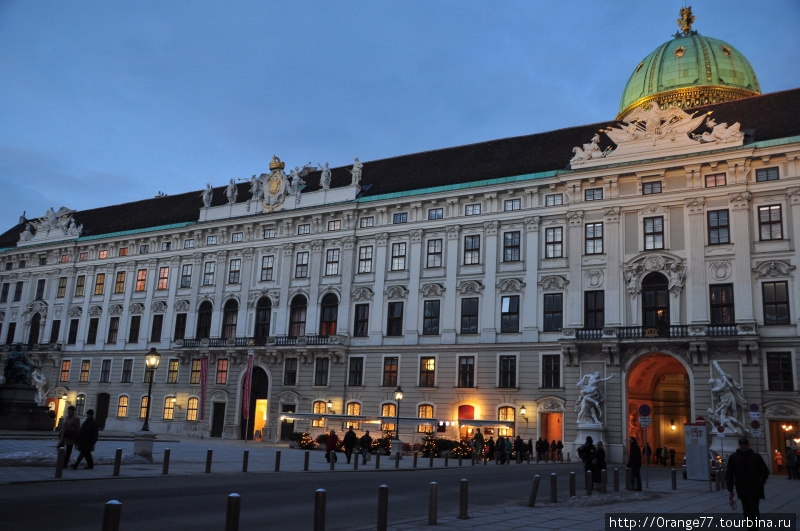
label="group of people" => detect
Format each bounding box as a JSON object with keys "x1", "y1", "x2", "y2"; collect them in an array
[
  {"x1": 57, "y1": 406, "x2": 99, "y2": 470},
  {"x1": 534, "y1": 437, "x2": 564, "y2": 462},
  {"x1": 324, "y1": 427, "x2": 374, "y2": 465},
  {"x1": 577, "y1": 436, "x2": 608, "y2": 486},
  {"x1": 775, "y1": 447, "x2": 800, "y2": 479}
]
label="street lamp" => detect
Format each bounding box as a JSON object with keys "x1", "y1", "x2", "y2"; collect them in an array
[
  {"x1": 141, "y1": 348, "x2": 161, "y2": 432},
  {"x1": 393, "y1": 386, "x2": 404, "y2": 441}
]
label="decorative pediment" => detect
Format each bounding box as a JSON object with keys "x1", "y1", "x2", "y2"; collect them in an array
[
  {"x1": 624, "y1": 253, "x2": 685, "y2": 295},
  {"x1": 754, "y1": 260, "x2": 794, "y2": 279},
  {"x1": 457, "y1": 280, "x2": 484, "y2": 295},
  {"x1": 24, "y1": 301, "x2": 48, "y2": 318},
  {"x1": 129, "y1": 302, "x2": 145, "y2": 315},
  {"x1": 540, "y1": 276, "x2": 567, "y2": 291},
  {"x1": 210, "y1": 390, "x2": 228, "y2": 401},
  {"x1": 421, "y1": 283, "x2": 445, "y2": 297},
  {"x1": 385, "y1": 285, "x2": 409, "y2": 300},
  {"x1": 497, "y1": 278, "x2": 525, "y2": 293},
  {"x1": 67, "y1": 306, "x2": 82, "y2": 318},
  {"x1": 88, "y1": 306, "x2": 103, "y2": 317},
  {"x1": 151, "y1": 300, "x2": 168, "y2": 313},
  {"x1": 18, "y1": 206, "x2": 83, "y2": 247},
  {"x1": 352, "y1": 287, "x2": 374, "y2": 302}
]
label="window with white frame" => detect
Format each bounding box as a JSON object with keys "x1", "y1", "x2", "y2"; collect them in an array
[
  {"x1": 545, "y1": 193, "x2": 563, "y2": 206},
  {"x1": 464, "y1": 235, "x2": 480, "y2": 264},
  {"x1": 426, "y1": 239, "x2": 442, "y2": 268},
  {"x1": 498, "y1": 355, "x2": 516, "y2": 388},
  {"x1": 358, "y1": 246, "x2": 373, "y2": 273},
  {"x1": 325, "y1": 249, "x2": 340, "y2": 276},
  {"x1": 295, "y1": 252, "x2": 309, "y2": 278},
  {"x1": 644, "y1": 217, "x2": 664, "y2": 249},
  {"x1": 545, "y1": 227, "x2": 563, "y2": 258},
  {"x1": 504, "y1": 198, "x2": 521, "y2": 211},
  {"x1": 428, "y1": 208, "x2": 443, "y2": 220},
  {"x1": 180, "y1": 264, "x2": 192, "y2": 288},
  {"x1": 260, "y1": 256, "x2": 274, "y2": 281},
  {"x1": 298, "y1": 224, "x2": 310, "y2": 235},
  {"x1": 360, "y1": 216, "x2": 374, "y2": 228},
  {"x1": 758, "y1": 205, "x2": 783, "y2": 241},
  {"x1": 202, "y1": 262, "x2": 215, "y2": 285},
  {"x1": 187, "y1": 398, "x2": 199, "y2": 421},
  {"x1": 231, "y1": 232, "x2": 243, "y2": 243},
  {"x1": 157, "y1": 266, "x2": 169, "y2": 290},
  {"x1": 135, "y1": 269, "x2": 147, "y2": 291},
  {"x1": 391, "y1": 242, "x2": 406, "y2": 271},
  {"x1": 163, "y1": 397, "x2": 175, "y2": 420},
  {"x1": 207, "y1": 235, "x2": 217, "y2": 245},
  {"x1": 228, "y1": 259, "x2": 241, "y2": 283},
  {"x1": 328, "y1": 220, "x2": 341, "y2": 231},
  {"x1": 117, "y1": 395, "x2": 129, "y2": 417},
  {"x1": 419, "y1": 357, "x2": 436, "y2": 387},
  {"x1": 585, "y1": 223, "x2": 603, "y2": 254},
  {"x1": 184, "y1": 239, "x2": 195, "y2": 249},
  {"x1": 465, "y1": 203, "x2": 481, "y2": 216},
  {"x1": 263, "y1": 228, "x2": 276, "y2": 239},
  {"x1": 503, "y1": 231, "x2": 520, "y2": 262},
  {"x1": 542, "y1": 354, "x2": 561, "y2": 387}
]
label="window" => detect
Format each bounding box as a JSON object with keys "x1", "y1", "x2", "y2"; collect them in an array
[
  {"x1": 37, "y1": 257, "x2": 47, "y2": 266},
  {"x1": 86, "y1": 318, "x2": 99, "y2": 344},
  {"x1": 5, "y1": 322, "x2": 15, "y2": 344},
  {"x1": 584, "y1": 188, "x2": 603, "y2": 201},
  {"x1": 391, "y1": 242, "x2": 406, "y2": 271},
  {"x1": 585, "y1": 223, "x2": 603, "y2": 254},
  {"x1": 283, "y1": 358, "x2": 297, "y2": 386},
  {"x1": 382, "y1": 357, "x2": 398, "y2": 387},
  {"x1": 180, "y1": 264, "x2": 192, "y2": 288},
  {"x1": 135, "y1": 269, "x2": 147, "y2": 291},
  {"x1": 79, "y1": 360, "x2": 91, "y2": 382},
  {"x1": 465, "y1": 203, "x2": 481, "y2": 216},
  {"x1": 231, "y1": 232, "x2": 243, "y2": 242},
  {"x1": 354, "y1": 304, "x2": 369, "y2": 337},
  {"x1": 167, "y1": 359, "x2": 179, "y2": 384},
  {"x1": 99, "y1": 250, "x2": 108, "y2": 259},
  {"x1": 119, "y1": 247, "x2": 129, "y2": 257},
  {"x1": 150, "y1": 314, "x2": 163, "y2": 342},
  {"x1": 710, "y1": 284, "x2": 734, "y2": 325},
  {"x1": 216, "y1": 359, "x2": 228, "y2": 384},
  {"x1": 504, "y1": 198, "x2": 521, "y2": 211},
  {"x1": 644, "y1": 217, "x2": 664, "y2": 250},
  {"x1": 766, "y1": 352, "x2": 794, "y2": 391},
  {"x1": 190, "y1": 359, "x2": 203, "y2": 384},
  {"x1": 756, "y1": 167, "x2": 779, "y2": 182},
  {"x1": 260, "y1": 256, "x2": 274, "y2": 281},
  {"x1": 386, "y1": 302, "x2": 403, "y2": 336},
  {"x1": 128, "y1": 315, "x2": 141, "y2": 342},
  {"x1": 75, "y1": 395, "x2": 85, "y2": 415},
  {"x1": 187, "y1": 398, "x2": 199, "y2": 421},
  {"x1": 289, "y1": 295, "x2": 307, "y2": 337},
  {"x1": 319, "y1": 294, "x2": 338, "y2": 336},
  {"x1": 121, "y1": 359, "x2": 132, "y2": 383},
  {"x1": 75, "y1": 275, "x2": 85, "y2": 297},
  {"x1": 49, "y1": 320, "x2": 60, "y2": 344},
  {"x1": 100, "y1": 359, "x2": 111, "y2": 383},
  {"x1": 708, "y1": 210, "x2": 730, "y2": 245},
  {"x1": 428, "y1": 208, "x2": 443, "y2": 220},
  {"x1": 499, "y1": 356, "x2": 516, "y2": 388},
  {"x1": 139, "y1": 245, "x2": 149, "y2": 254},
  {"x1": 161, "y1": 242, "x2": 171, "y2": 251},
  {"x1": 203, "y1": 262, "x2": 215, "y2": 285},
  {"x1": 228, "y1": 259, "x2": 241, "y2": 283},
  {"x1": 426, "y1": 239, "x2": 442, "y2": 268},
  {"x1": 13, "y1": 281, "x2": 23, "y2": 301},
  {"x1": 545, "y1": 193, "x2": 563, "y2": 206},
  {"x1": 163, "y1": 397, "x2": 175, "y2": 420},
  {"x1": 460, "y1": 298, "x2": 478, "y2": 334},
  {"x1": 758, "y1": 205, "x2": 783, "y2": 241},
  {"x1": 346, "y1": 403, "x2": 362, "y2": 429},
  {"x1": 585, "y1": 291, "x2": 605, "y2": 329},
  {"x1": 393, "y1": 212, "x2": 408, "y2": 224},
  {"x1": 545, "y1": 227, "x2": 563, "y2": 258},
  {"x1": 254, "y1": 298, "x2": 270, "y2": 343},
  {"x1": 358, "y1": 246, "x2": 373, "y2": 273},
  {"x1": 117, "y1": 396, "x2": 129, "y2": 417},
  {"x1": 60, "y1": 360, "x2": 71, "y2": 382},
  {"x1": 262, "y1": 228, "x2": 276, "y2": 239},
  {"x1": 381, "y1": 404, "x2": 396, "y2": 432},
  {"x1": 705, "y1": 173, "x2": 727, "y2": 187},
  {"x1": 419, "y1": 357, "x2": 436, "y2": 387},
  {"x1": 298, "y1": 224, "x2": 310, "y2": 235},
  {"x1": 314, "y1": 357, "x2": 329, "y2": 386},
  {"x1": 348, "y1": 357, "x2": 363, "y2": 386},
  {"x1": 503, "y1": 232, "x2": 520, "y2": 262},
  {"x1": 360, "y1": 216, "x2": 374, "y2": 228},
  {"x1": 458, "y1": 356, "x2": 474, "y2": 387},
  {"x1": 762, "y1": 281, "x2": 790, "y2": 325},
  {"x1": 0, "y1": 283, "x2": 8, "y2": 302},
  {"x1": 114, "y1": 272, "x2": 126, "y2": 293},
  {"x1": 642, "y1": 181, "x2": 662, "y2": 194},
  {"x1": 463, "y1": 235, "x2": 480, "y2": 265},
  {"x1": 174, "y1": 313, "x2": 187, "y2": 341},
  {"x1": 139, "y1": 396, "x2": 149, "y2": 419},
  {"x1": 295, "y1": 252, "x2": 309, "y2": 278},
  {"x1": 153, "y1": 267, "x2": 168, "y2": 290},
  {"x1": 312, "y1": 401, "x2": 326, "y2": 427},
  {"x1": 542, "y1": 354, "x2": 561, "y2": 388},
  {"x1": 327, "y1": 220, "x2": 341, "y2": 231},
  {"x1": 61, "y1": 254, "x2": 69, "y2": 263},
  {"x1": 67, "y1": 319, "x2": 79, "y2": 345},
  {"x1": 222, "y1": 300, "x2": 238, "y2": 339},
  {"x1": 423, "y1": 300, "x2": 440, "y2": 335},
  {"x1": 543, "y1": 293, "x2": 563, "y2": 331},
  {"x1": 325, "y1": 249, "x2": 340, "y2": 276},
  {"x1": 500, "y1": 295, "x2": 519, "y2": 333},
  {"x1": 207, "y1": 235, "x2": 217, "y2": 245},
  {"x1": 35, "y1": 279, "x2": 46, "y2": 299},
  {"x1": 79, "y1": 252, "x2": 88, "y2": 261},
  {"x1": 184, "y1": 239, "x2": 195, "y2": 249}
]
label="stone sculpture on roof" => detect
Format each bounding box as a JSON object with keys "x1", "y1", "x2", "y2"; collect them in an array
[
  {"x1": 226, "y1": 179, "x2": 238, "y2": 204},
  {"x1": 347, "y1": 157, "x2": 363, "y2": 186},
  {"x1": 318, "y1": 162, "x2": 331, "y2": 190},
  {"x1": 201, "y1": 183, "x2": 213, "y2": 207}
]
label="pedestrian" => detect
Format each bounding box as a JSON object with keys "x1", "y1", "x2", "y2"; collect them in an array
[
  {"x1": 661, "y1": 445, "x2": 669, "y2": 466},
  {"x1": 496, "y1": 436, "x2": 506, "y2": 464},
  {"x1": 514, "y1": 435, "x2": 525, "y2": 463},
  {"x1": 359, "y1": 430, "x2": 372, "y2": 465},
  {"x1": 644, "y1": 443, "x2": 652, "y2": 465},
  {"x1": 71, "y1": 409, "x2": 99, "y2": 470},
  {"x1": 58, "y1": 405, "x2": 81, "y2": 468},
  {"x1": 669, "y1": 447, "x2": 676, "y2": 467},
  {"x1": 472, "y1": 428, "x2": 485, "y2": 461},
  {"x1": 726, "y1": 437, "x2": 769, "y2": 521},
  {"x1": 550, "y1": 440, "x2": 557, "y2": 462},
  {"x1": 527, "y1": 438, "x2": 534, "y2": 461},
  {"x1": 504, "y1": 436, "x2": 512, "y2": 465},
  {"x1": 577, "y1": 436, "x2": 596, "y2": 479},
  {"x1": 557, "y1": 439, "x2": 564, "y2": 461},
  {"x1": 325, "y1": 429, "x2": 339, "y2": 463},
  {"x1": 485, "y1": 436, "x2": 495, "y2": 462},
  {"x1": 627, "y1": 437, "x2": 642, "y2": 491},
  {"x1": 594, "y1": 441, "x2": 607, "y2": 484},
  {"x1": 342, "y1": 426, "x2": 357, "y2": 464}
]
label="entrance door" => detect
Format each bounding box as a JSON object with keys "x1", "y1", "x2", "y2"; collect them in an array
[
  {"x1": 540, "y1": 412, "x2": 562, "y2": 444},
  {"x1": 642, "y1": 273, "x2": 670, "y2": 334},
  {"x1": 240, "y1": 367, "x2": 269, "y2": 440},
  {"x1": 281, "y1": 404, "x2": 296, "y2": 441},
  {"x1": 211, "y1": 403, "x2": 225, "y2": 438},
  {"x1": 95, "y1": 393, "x2": 110, "y2": 430}
]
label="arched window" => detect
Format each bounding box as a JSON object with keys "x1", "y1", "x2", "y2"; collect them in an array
[
  {"x1": 346, "y1": 402, "x2": 361, "y2": 429},
  {"x1": 642, "y1": 273, "x2": 670, "y2": 332},
  {"x1": 117, "y1": 395, "x2": 129, "y2": 418},
  {"x1": 186, "y1": 397, "x2": 199, "y2": 421},
  {"x1": 312, "y1": 400, "x2": 326, "y2": 427},
  {"x1": 417, "y1": 404, "x2": 434, "y2": 433},
  {"x1": 289, "y1": 295, "x2": 307, "y2": 337},
  {"x1": 254, "y1": 297, "x2": 271, "y2": 345},
  {"x1": 319, "y1": 293, "x2": 338, "y2": 336},
  {"x1": 139, "y1": 396, "x2": 149, "y2": 419},
  {"x1": 222, "y1": 299, "x2": 238, "y2": 339},
  {"x1": 381, "y1": 403, "x2": 396, "y2": 433},
  {"x1": 196, "y1": 301, "x2": 213, "y2": 339},
  {"x1": 163, "y1": 397, "x2": 176, "y2": 420},
  {"x1": 498, "y1": 406, "x2": 516, "y2": 437}
]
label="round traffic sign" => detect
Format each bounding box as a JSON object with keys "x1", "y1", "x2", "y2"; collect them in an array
[
  {"x1": 639, "y1": 404, "x2": 652, "y2": 416},
  {"x1": 750, "y1": 403, "x2": 759, "y2": 412},
  {"x1": 717, "y1": 426, "x2": 725, "y2": 433},
  {"x1": 751, "y1": 420, "x2": 760, "y2": 429},
  {"x1": 696, "y1": 416, "x2": 706, "y2": 424}
]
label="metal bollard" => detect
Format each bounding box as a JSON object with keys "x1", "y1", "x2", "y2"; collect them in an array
[
  {"x1": 625, "y1": 467, "x2": 630, "y2": 490},
  {"x1": 671, "y1": 468, "x2": 677, "y2": 490},
  {"x1": 163, "y1": 448, "x2": 171, "y2": 475},
  {"x1": 601, "y1": 469, "x2": 607, "y2": 493},
  {"x1": 55, "y1": 447, "x2": 65, "y2": 478},
  {"x1": 314, "y1": 489, "x2": 326, "y2": 531},
  {"x1": 113, "y1": 448, "x2": 122, "y2": 477},
  {"x1": 354, "y1": 456, "x2": 358, "y2": 470},
  {"x1": 413, "y1": 451, "x2": 418, "y2": 468},
  {"x1": 377, "y1": 485, "x2": 389, "y2": 531},
  {"x1": 444, "y1": 453, "x2": 449, "y2": 467},
  {"x1": 569, "y1": 471, "x2": 576, "y2": 497},
  {"x1": 715, "y1": 468, "x2": 721, "y2": 491},
  {"x1": 274, "y1": 450, "x2": 281, "y2": 472},
  {"x1": 205, "y1": 449, "x2": 213, "y2": 473},
  {"x1": 242, "y1": 450, "x2": 249, "y2": 473},
  {"x1": 225, "y1": 493, "x2": 241, "y2": 531},
  {"x1": 550, "y1": 473, "x2": 558, "y2": 503},
  {"x1": 614, "y1": 468, "x2": 619, "y2": 492},
  {"x1": 458, "y1": 455, "x2": 463, "y2": 467},
  {"x1": 528, "y1": 474, "x2": 541, "y2": 507},
  {"x1": 586, "y1": 470, "x2": 593, "y2": 495},
  {"x1": 458, "y1": 478, "x2": 469, "y2": 519},
  {"x1": 428, "y1": 482, "x2": 438, "y2": 525},
  {"x1": 101, "y1": 500, "x2": 122, "y2": 531},
  {"x1": 375, "y1": 452, "x2": 381, "y2": 470},
  {"x1": 429, "y1": 453, "x2": 434, "y2": 468},
  {"x1": 304, "y1": 450, "x2": 310, "y2": 471},
  {"x1": 330, "y1": 453, "x2": 335, "y2": 471},
  {"x1": 395, "y1": 452, "x2": 400, "y2": 469}
]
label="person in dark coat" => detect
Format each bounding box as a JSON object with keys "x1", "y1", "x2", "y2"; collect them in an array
[
  {"x1": 513, "y1": 435, "x2": 525, "y2": 463},
  {"x1": 325, "y1": 429, "x2": 339, "y2": 463},
  {"x1": 484, "y1": 436, "x2": 495, "y2": 462},
  {"x1": 496, "y1": 436, "x2": 506, "y2": 464},
  {"x1": 726, "y1": 437, "x2": 769, "y2": 520},
  {"x1": 578, "y1": 436, "x2": 596, "y2": 479},
  {"x1": 342, "y1": 427, "x2": 357, "y2": 464},
  {"x1": 58, "y1": 406, "x2": 81, "y2": 468},
  {"x1": 359, "y1": 430, "x2": 372, "y2": 465},
  {"x1": 644, "y1": 443, "x2": 652, "y2": 465},
  {"x1": 556, "y1": 440, "x2": 564, "y2": 461},
  {"x1": 593, "y1": 441, "x2": 607, "y2": 484},
  {"x1": 550, "y1": 440, "x2": 557, "y2": 461},
  {"x1": 627, "y1": 437, "x2": 642, "y2": 491},
  {"x1": 71, "y1": 409, "x2": 99, "y2": 470}
]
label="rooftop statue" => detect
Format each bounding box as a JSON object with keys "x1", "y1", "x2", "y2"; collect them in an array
[
  {"x1": 347, "y1": 157, "x2": 363, "y2": 186},
  {"x1": 226, "y1": 179, "x2": 238, "y2": 204},
  {"x1": 201, "y1": 183, "x2": 213, "y2": 207},
  {"x1": 318, "y1": 162, "x2": 331, "y2": 190},
  {"x1": 3, "y1": 344, "x2": 39, "y2": 386}
]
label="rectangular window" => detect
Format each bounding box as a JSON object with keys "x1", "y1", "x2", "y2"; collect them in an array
[
  {"x1": 500, "y1": 295, "x2": 519, "y2": 333},
  {"x1": 155, "y1": 267, "x2": 168, "y2": 290},
  {"x1": 0, "y1": 283, "x2": 8, "y2": 302},
  {"x1": 100, "y1": 359, "x2": 111, "y2": 383},
  {"x1": 262, "y1": 228, "x2": 276, "y2": 239},
  {"x1": 709, "y1": 284, "x2": 735, "y2": 325},
  {"x1": 391, "y1": 242, "x2": 406, "y2": 271},
  {"x1": 128, "y1": 315, "x2": 141, "y2": 343},
  {"x1": 426, "y1": 239, "x2": 442, "y2": 268},
  {"x1": 762, "y1": 281, "x2": 790, "y2": 325},
  {"x1": 545, "y1": 227, "x2": 563, "y2": 258},
  {"x1": 49, "y1": 320, "x2": 60, "y2": 344},
  {"x1": 642, "y1": 181, "x2": 662, "y2": 195},
  {"x1": 61, "y1": 254, "x2": 70, "y2": 263},
  {"x1": 585, "y1": 223, "x2": 604, "y2": 254},
  {"x1": 38, "y1": 257, "x2": 46, "y2": 266},
  {"x1": 119, "y1": 247, "x2": 129, "y2": 257},
  {"x1": 216, "y1": 359, "x2": 229, "y2": 384},
  {"x1": 79, "y1": 360, "x2": 91, "y2": 383},
  {"x1": 207, "y1": 235, "x2": 217, "y2": 245},
  {"x1": 187, "y1": 398, "x2": 199, "y2": 421},
  {"x1": 393, "y1": 212, "x2": 408, "y2": 224},
  {"x1": 184, "y1": 239, "x2": 195, "y2": 249},
  {"x1": 644, "y1": 216, "x2": 664, "y2": 250},
  {"x1": 35, "y1": 279, "x2": 46, "y2": 299},
  {"x1": 139, "y1": 245, "x2": 149, "y2": 254},
  {"x1": 327, "y1": 220, "x2": 341, "y2": 231},
  {"x1": 348, "y1": 357, "x2": 364, "y2": 387},
  {"x1": 465, "y1": 203, "x2": 481, "y2": 216},
  {"x1": 360, "y1": 216, "x2": 374, "y2": 228},
  {"x1": 135, "y1": 269, "x2": 147, "y2": 291},
  {"x1": 179, "y1": 264, "x2": 192, "y2": 288},
  {"x1": 756, "y1": 167, "x2": 779, "y2": 182},
  {"x1": 314, "y1": 357, "x2": 329, "y2": 386},
  {"x1": 499, "y1": 356, "x2": 516, "y2": 388},
  {"x1": 67, "y1": 319, "x2": 79, "y2": 345},
  {"x1": 766, "y1": 352, "x2": 794, "y2": 391},
  {"x1": 121, "y1": 359, "x2": 132, "y2": 383},
  {"x1": 163, "y1": 397, "x2": 175, "y2": 420},
  {"x1": 758, "y1": 205, "x2": 783, "y2": 241},
  {"x1": 382, "y1": 357, "x2": 398, "y2": 387},
  {"x1": 79, "y1": 252, "x2": 88, "y2": 261},
  {"x1": 458, "y1": 356, "x2": 474, "y2": 387},
  {"x1": 86, "y1": 318, "x2": 99, "y2": 344},
  {"x1": 75, "y1": 275, "x2": 85, "y2": 297},
  {"x1": 228, "y1": 259, "x2": 241, "y2": 284},
  {"x1": 543, "y1": 293, "x2": 563, "y2": 331},
  {"x1": 460, "y1": 297, "x2": 479, "y2": 334},
  {"x1": 504, "y1": 198, "x2": 521, "y2": 211},
  {"x1": 190, "y1": 359, "x2": 202, "y2": 384},
  {"x1": 113, "y1": 272, "x2": 126, "y2": 293},
  {"x1": 428, "y1": 208, "x2": 443, "y2": 220},
  {"x1": 117, "y1": 396, "x2": 128, "y2": 417},
  {"x1": 419, "y1": 357, "x2": 436, "y2": 387},
  {"x1": 298, "y1": 224, "x2": 310, "y2": 235},
  {"x1": 708, "y1": 210, "x2": 730, "y2": 245},
  {"x1": 13, "y1": 281, "x2": 23, "y2": 302},
  {"x1": 54, "y1": 277, "x2": 65, "y2": 298},
  {"x1": 150, "y1": 314, "x2": 163, "y2": 342},
  {"x1": 358, "y1": 246, "x2": 373, "y2": 273},
  {"x1": 503, "y1": 232, "x2": 520, "y2": 262},
  {"x1": 423, "y1": 300, "x2": 440, "y2": 335},
  {"x1": 231, "y1": 232, "x2": 243, "y2": 242},
  {"x1": 167, "y1": 359, "x2": 179, "y2": 383},
  {"x1": 705, "y1": 173, "x2": 727, "y2": 187},
  {"x1": 295, "y1": 252, "x2": 309, "y2": 278},
  {"x1": 139, "y1": 396, "x2": 149, "y2": 419},
  {"x1": 174, "y1": 314, "x2": 187, "y2": 341},
  {"x1": 585, "y1": 291, "x2": 604, "y2": 329},
  {"x1": 161, "y1": 242, "x2": 171, "y2": 251},
  {"x1": 463, "y1": 235, "x2": 480, "y2": 265},
  {"x1": 386, "y1": 302, "x2": 403, "y2": 336},
  {"x1": 99, "y1": 250, "x2": 108, "y2": 259},
  {"x1": 584, "y1": 188, "x2": 603, "y2": 201},
  {"x1": 60, "y1": 360, "x2": 71, "y2": 382},
  {"x1": 354, "y1": 304, "x2": 369, "y2": 337},
  {"x1": 203, "y1": 262, "x2": 215, "y2": 285},
  {"x1": 542, "y1": 354, "x2": 561, "y2": 388},
  {"x1": 325, "y1": 249, "x2": 340, "y2": 276},
  {"x1": 283, "y1": 358, "x2": 297, "y2": 386},
  {"x1": 545, "y1": 193, "x2": 563, "y2": 206}
]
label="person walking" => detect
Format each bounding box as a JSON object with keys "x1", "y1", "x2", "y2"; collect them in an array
[
  {"x1": 70, "y1": 409, "x2": 98, "y2": 470},
  {"x1": 514, "y1": 435, "x2": 525, "y2": 463},
  {"x1": 644, "y1": 443, "x2": 652, "y2": 465},
  {"x1": 342, "y1": 426, "x2": 357, "y2": 464},
  {"x1": 785, "y1": 448, "x2": 798, "y2": 480},
  {"x1": 660, "y1": 445, "x2": 669, "y2": 466},
  {"x1": 726, "y1": 437, "x2": 769, "y2": 520},
  {"x1": 472, "y1": 428, "x2": 485, "y2": 462},
  {"x1": 484, "y1": 436, "x2": 495, "y2": 462},
  {"x1": 578, "y1": 436, "x2": 596, "y2": 479},
  {"x1": 557, "y1": 439, "x2": 564, "y2": 461},
  {"x1": 325, "y1": 429, "x2": 339, "y2": 463},
  {"x1": 359, "y1": 430, "x2": 372, "y2": 465},
  {"x1": 58, "y1": 406, "x2": 81, "y2": 468},
  {"x1": 627, "y1": 437, "x2": 642, "y2": 491}
]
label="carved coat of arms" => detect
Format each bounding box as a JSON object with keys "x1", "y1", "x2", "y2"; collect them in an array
[{"x1": 260, "y1": 156, "x2": 288, "y2": 211}]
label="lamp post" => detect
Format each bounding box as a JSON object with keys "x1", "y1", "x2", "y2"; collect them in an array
[
  {"x1": 141, "y1": 348, "x2": 161, "y2": 432},
  {"x1": 391, "y1": 386, "x2": 403, "y2": 458}
]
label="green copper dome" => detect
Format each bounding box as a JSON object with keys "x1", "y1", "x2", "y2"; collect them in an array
[{"x1": 618, "y1": 7, "x2": 760, "y2": 120}]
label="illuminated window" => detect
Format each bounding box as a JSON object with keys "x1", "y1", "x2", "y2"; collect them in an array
[
  {"x1": 135, "y1": 269, "x2": 147, "y2": 291},
  {"x1": 119, "y1": 247, "x2": 129, "y2": 256},
  {"x1": 419, "y1": 356, "x2": 436, "y2": 387},
  {"x1": 381, "y1": 403, "x2": 396, "y2": 432},
  {"x1": 186, "y1": 398, "x2": 199, "y2": 421},
  {"x1": 117, "y1": 395, "x2": 128, "y2": 417},
  {"x1": 57, "y1": 277, "x2": 67, "y2": 298},
  {"x1": 190, "y1": 359, "x2": 202, "y2": 384},
  {"x1": 346, "y1": 402, "x2": 361, "y2": 429},
  {"x1": 163, "y1": 397, "x2": 175, "y2": 420},
  {"x1": 79, "y1": 360, "x2": 91, "y2": 382},
  {"x1": 60, "y1": 360, "x2": 71, "y2": 382},
  {"x1": 216, "y1": 359, "x2": 229, "y2": 384},
  {"x1": 114, "y1": 272, "x2": 126, "y2": 293},
  {"x1": 167, "y1": 359, "x2": 179, "y2": 384},
  {"x1": 99, "y1": 250, "x2": 108, "y2": 259},
  {"x1": 157, "y1": 267, "x2": 169, "y2": 290},
  {"x1": 312, "y1": 400, "x2": 326, "y2": 427},
  {"x1": 417, "y1": 404, "x2": 434, "y2": 433}
]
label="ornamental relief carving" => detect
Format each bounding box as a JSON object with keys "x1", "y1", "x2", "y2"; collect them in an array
[
  {"x1": 411, "y1": 229, "x2": 424, "y2": 242},
  {"x1": 766, "y1": 405, "x2": 798, "y2": 417},
  {"x1": 129, "y1": 303, "x2": 145, "y2": 315},
  {"x1": 88, "y1": 306, "x2": 103, "y2": 317},
  {"x1": 639, "y1": 205, "x2": 668, "y2": 216},
  {"x1": 342, "y1": 236, "x2": 357, "y2": 249},
  {"x1": 458, "y1": 280, "x2": 484, "y2": 295},
  {"x1": 24, "y1": 301, "x2": 48, "y2": 318},
  {"x1": 709, "y1": 260, "x2": 732, "y2": 281},
  {"x1": 584, "y1": 269, "x2": 604, "y2": 288},
  {"x1": 685, "y1": 197, "x2": 705, "y2": 213},
  {"x1": 210, "y1": 390, "x2": 228, "y2": 401},
  {"x1": 566, "y1": 210, "x2": 584, "y2": 225},
  {"x1": 523, "y1": 216, "x2": 541, "y2": 231},
  {"x1": 421, "y1": 283, "x2": 445, "y2": 297},
  {"x1": 445, "y1": 225, "x2": 461, "y2": 239},
  {"x1": 385, "y1": 285, "x2": 409, "y2": 300},
  {"x1": 497, "y1": 278, "x2": 524, "y2": 293},
  {"x1": 174, "y1": 300, "x2": 190, "y2": 312},
  {"x1": 68, "y1": 306, "x2": 82, "y2": 318},
  {"x1": 108, "y1": 304, "x2": 123, "y2": 316},
  {"x1": 352, "y1": 287, "x2": 374, "y2": 302},
  {"x1": 754, "y1": 260, "x2": 794, "y2": 279},
  {"x1": 483, "y1": 221, "x2": 499, "y2": 235},
  {"x1": 151, "y1": 300, "x2": 167, "y2": 313},
  {"x1": 603, "y1": 207, "x2": 621, "y2": 222},
  {"x1": 624, "y1": 254, "x2": 685, "y2": 295},
  {"x1": 538, "y1": 399, "x2": 565, "y2": 411},
  {"x1": 376, "y1": 233, "x2": 389, "y2": 246},
  {"x1": 540, "y1": 275, "x2": 567, "y2": 291}
]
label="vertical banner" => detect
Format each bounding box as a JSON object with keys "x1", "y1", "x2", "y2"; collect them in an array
[
  {"x1": 243, "y1": 353, "x2": 254, "y2": 420},
  {"x1": 200, "y1": 357, "x2": 208, "y2": 420}
]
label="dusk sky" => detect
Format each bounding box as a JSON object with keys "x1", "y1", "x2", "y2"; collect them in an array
[{"x1": 1, "y1": 1, "x2": 799, "y2": 232}]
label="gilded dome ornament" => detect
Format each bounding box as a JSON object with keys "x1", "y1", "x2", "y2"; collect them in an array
[{"x1": 677, "y1": 6, "x2": 695, "y2": 36}]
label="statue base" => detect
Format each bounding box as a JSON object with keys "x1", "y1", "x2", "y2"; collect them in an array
[
  {"x1": 0, "y1": 384, "x2": 54, "y2": 431},
  {"x1": 571, "y1": 422, "x2": 606, "y2": 462},
  {"x1": 134, "y1": 432, "x2": 157, "y2": 461}
]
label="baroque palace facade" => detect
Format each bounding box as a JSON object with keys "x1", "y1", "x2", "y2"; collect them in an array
[{"x1": 1, "y1": 9, "x2": 799, "y2": 465}]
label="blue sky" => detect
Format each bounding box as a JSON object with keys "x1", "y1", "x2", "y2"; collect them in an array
[{"x1": 1, "y1": 1, "x2": 799, "y2": 231}]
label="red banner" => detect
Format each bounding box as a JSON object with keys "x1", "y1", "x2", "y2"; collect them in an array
[
  {"x1": 200, "y1": 357, "x2": 208, "y2": 420},
  {"x1": 242, "y1": 354, "x2": 253, "y2": 420}
]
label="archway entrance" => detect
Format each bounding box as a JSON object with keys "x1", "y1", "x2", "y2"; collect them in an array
[
  {"x1": 241, "y1": 367, "x2": 269, "y2": 441},
  {"x1": 627, "y1": 353, "x2": 690, "y2": 465}
]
